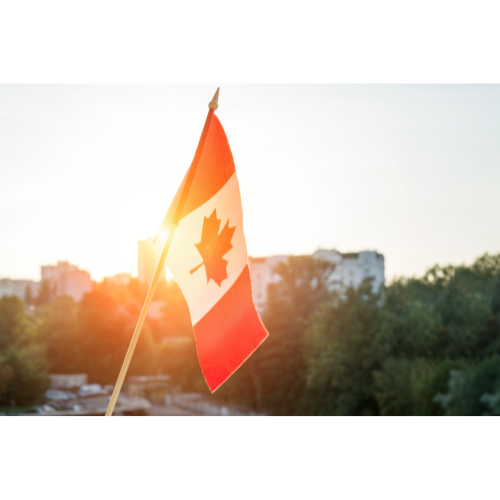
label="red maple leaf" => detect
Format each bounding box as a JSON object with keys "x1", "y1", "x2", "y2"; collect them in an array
[{"x1": 190, "y1": 209, "x2": 236, "y2": 286}]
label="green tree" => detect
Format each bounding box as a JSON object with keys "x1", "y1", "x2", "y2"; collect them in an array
[
  {"x1": 215, "y1": 256, "x2": 335, "y2": 414},
  {"x1": 24, "y1": 285, "x2": 34, "y2": 306},
  {"x1": 66, "y1": 290, "x2": 159, "y2": 384},
  {"x1": 0, "y1": 357, "x2": 13, "y2": 400},
  {"x1": 73, "y1": 290, "x2": 131, "y2": 383},
  {"x1": 374, "y1": 358, "x2": 436, "y2": 416},
  {"x1": 36, "y1": 296, "x2": 81, "y2": 374},
  {"x1": 2, "y1": 343, "x2": 48, "y2": 406},
  {"x1": 0, "y1": 296, "x2": 29, "y2": 350},
  {"x1": 157, "y1": 337, "x2": 207, "y2": 393},
  {"x1": 443, "y1": 355, "x2": 500, "y2": 416},
  {"x1": 0, "y1": 296, "x2": 48, "y2": 406},
  {"x1": 305, "y1": 279, "x2": 385, "y2": 415},
  {"x1": 35, "y1": 280, "x2": 56, "y2": 306},
  {"x1": 305, "y1": 253, "x2": 500, "y2": 416},
  {"x1": 418, "y1": 359, "x2": 468, "y2": 416}
]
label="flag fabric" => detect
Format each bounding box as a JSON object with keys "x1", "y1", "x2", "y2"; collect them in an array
[{"x1": 154, "y1": 115, "x2": 268, "y2": 392}]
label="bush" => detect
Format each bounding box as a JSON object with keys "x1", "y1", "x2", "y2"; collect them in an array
[
  {"x1": 443, "y1": 355, "x2": 500, "y2": 416},
  {"x1": 2, "y1": 344, "x2": 48, "y2": 406},
  {"x1": 374, "y1": 358, "x2": 436, "y2": 416}
]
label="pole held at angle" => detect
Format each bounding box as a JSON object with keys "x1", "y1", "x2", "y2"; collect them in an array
[{"x1": 105, "y1": 88, "x2": 220, "y2": 416}]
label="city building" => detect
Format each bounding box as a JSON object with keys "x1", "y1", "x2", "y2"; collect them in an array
[
  {"x1": 0, "y1": 278, "x2": 40, "y2": 301},
  {"x1": 312, "y1": 249, "x2": 385, "y2": 292},
  {"x1": 49, "y1": 374, "x2": 88, "y2": 390},
  {"x1": 138, "y1": 238, "x2": 166, "y2": 285},
  {"x1": 248, "y1": 255, "x2": 288, "y2": 313},
  {"x1": 41, "y1": 261, "x2": 92, "y2": 302},
  {"x1": 248, "y1": 249, "x2": 385, "y2": 313}
]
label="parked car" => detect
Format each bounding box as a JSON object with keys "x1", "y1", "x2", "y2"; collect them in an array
[
  {"x1": 77, "y1": 384, "x2": 103, "y2": 397},
  {"x1": 24, "y1": 405, "x2": 57, "y2": 415},
  {"x1": 45, "y1": 389, "x2": 76, "y2": 401}
]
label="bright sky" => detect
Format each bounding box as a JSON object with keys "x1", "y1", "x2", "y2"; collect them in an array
[{"x1": 1, "y1": 85, "x2": 499, "y2": 283}]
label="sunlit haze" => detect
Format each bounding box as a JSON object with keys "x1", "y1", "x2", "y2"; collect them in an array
[{"x1": 1, "y1": 85, "x2": 499, "y2": 282}]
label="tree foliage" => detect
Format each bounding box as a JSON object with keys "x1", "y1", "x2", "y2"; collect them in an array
[
  {"x1": 213, "y1": 256, "x2": 335, "y2": 414},
  {"x1": 303, "y1": 253, "x2": 500, "y2": 415},
  {"x1": 217, "y1": 253, "x2": 500, "y2": 416},
  {"x1": 0, "y1": 296, "x2": 48, "y2": 406},
  {"x1": 1, "y1": 253, "x2": 500, "y2": 414}
]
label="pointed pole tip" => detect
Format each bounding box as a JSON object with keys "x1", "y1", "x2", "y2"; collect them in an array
[{"x1": 208, "y1": 87, "x2": 220, "y2": 110}]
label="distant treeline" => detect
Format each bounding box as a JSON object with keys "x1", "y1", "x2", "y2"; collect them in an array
[
  {"x1": 2, "y1": 254, "x2": 500, "y2": 415},
  {"x1": 216, "y1": 253, "x2": 500, "y2": 416},
  {"x1": 0, "y1": 278, "x2": 207, "y2": 408}
]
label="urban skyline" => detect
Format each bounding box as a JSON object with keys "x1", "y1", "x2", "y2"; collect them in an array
[
  {"x1": 0, "y1": 240, "x2": 387, "y2": 311},
  {"x1": 1, "y1": 85, "x2": 499, "y2": 283}
]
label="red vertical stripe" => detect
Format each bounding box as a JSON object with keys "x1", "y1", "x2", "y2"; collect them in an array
[{"x1": 193, "y1": 265, "x2": 269, "y2": 392}]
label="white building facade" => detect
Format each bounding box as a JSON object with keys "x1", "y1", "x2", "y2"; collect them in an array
[
  {"x1": 41, "y1": 261, "x2": 92, "y2": 302},
  {"x1": 0, "y1": 279, "x2": 40, "y2": 301},
  {"x1": 49, "y1": 374, "x2": 88, "y2": 389},
  {"x1": 1, "y1": 261, "x2": 93, "y2": 303},
  {"x1": 312, "y1": 249, "x2": 385, "y2": 292},
  {"x1": 248, "y1": 249, "x2": 385, "y2": 313},
  {"x1": 248, "y1": 255, "x2": 289, "y2": 313}
]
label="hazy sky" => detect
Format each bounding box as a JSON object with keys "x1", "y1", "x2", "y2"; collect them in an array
[{"x1": 1, "y1": 85, "x2": 499, "y2": 282}]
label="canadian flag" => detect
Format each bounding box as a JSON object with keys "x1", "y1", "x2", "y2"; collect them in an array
[{"x1": 154, "y1": 112, "x2": 268, "y2": 392}]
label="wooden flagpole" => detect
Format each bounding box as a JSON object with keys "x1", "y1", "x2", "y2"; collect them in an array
[{"x1": 105, "y1": 88, "x2": 220, "y2": 416}]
